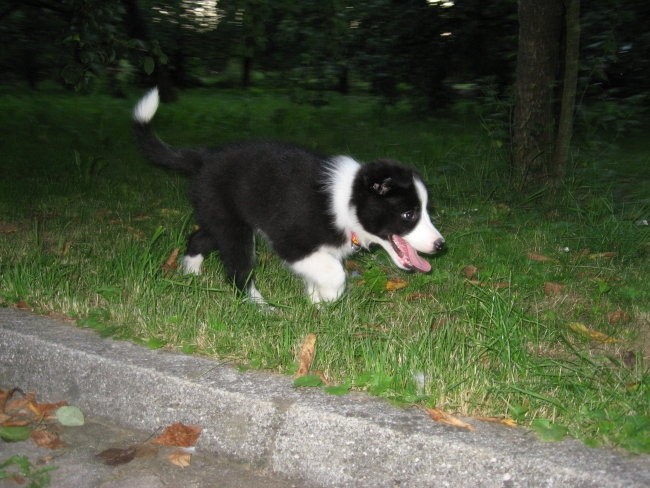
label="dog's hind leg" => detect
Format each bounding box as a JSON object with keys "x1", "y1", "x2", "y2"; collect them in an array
[
  {"x1": 181, "y1": 229, "x2": 218, "y2": 275},
  {"x1": 212, "y1": 225, "x2": 269, "y2": 305}
]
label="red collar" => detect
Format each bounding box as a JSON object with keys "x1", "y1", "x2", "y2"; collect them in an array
[{"x1": 351, "y1": 232, "x2": 361, "y2": 251}]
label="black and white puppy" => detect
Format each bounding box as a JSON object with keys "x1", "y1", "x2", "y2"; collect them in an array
[{"x1": 133, "y1": 88, "x2": 445, "y2": 305}]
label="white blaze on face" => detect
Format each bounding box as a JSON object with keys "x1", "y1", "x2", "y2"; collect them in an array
[{"x1": 401, "y1": 178, "x2": 444, "y2": 254}]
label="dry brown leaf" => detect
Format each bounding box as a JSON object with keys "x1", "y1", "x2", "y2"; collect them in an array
[
  {"x1": 569, "y1": 322, "x2": 621, "y2": 343},
  {"x1": 1, "y1": 418, "x2": 32, "y2": 427},
  {"x1": 60, "y1": 241, "x2": 71, "y2": 257},
  {"x1": 167, "y1": 449, "x2": 192, "y2": 468},
  {"x1": 96, "y1": 447, "x2": 137, "y2": 466},
  {"x1": 475, "y1": 416, "x2": 517, "y2": 427},
  {"x1": 4, "y1": 390, "x2": 33, "y2": 414},
  {"x1": 162, "y1": 248, "x2": 180, "y2": 274},
  {"x1": 153, "y1": 423, "x2": 202, "y2": 447},
  {"x1": 463, "y1": 265, "x2": 478, "y2": 279},
  {"x1": 527, "y1": 252, "x2": 555, "y2": 263},
  {"x1": 30, "y1": 401, "x2": 68, "y2": 421},
  {"x1": 0, "y1": 389, "x2": 11, "y2": 411},
  {"x1": 31, "y1": 429, "x2": 64, "y2": 449},
  {"x1": 491, "y1": 282, "x2": 510, "y2": 289},
  {"x1": 607, "y1": 309, "x2": 630, "y2": 325},
  {"x1": 543, "y1": 282, "x2": 565, "y2": 296},
  {"x1": 2, "y1": 389, "x2": 65, "y2": 421},
  {"x1": 588, "y1": 252, "x2": 617, "y2": 259},
  {"x1": 385, "y1": 278, "x2": 408, "y2": 291},
  {"x1": 425, "y1": 407, "x2": 474, "y2": 431},
  {"x1": 296, "y1": 333, "x2": 317, "y2": 377}
]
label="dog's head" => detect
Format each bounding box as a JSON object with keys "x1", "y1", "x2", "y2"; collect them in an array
[{"x1": 351, "y1": 160, "x2": 444, "y2": 272}]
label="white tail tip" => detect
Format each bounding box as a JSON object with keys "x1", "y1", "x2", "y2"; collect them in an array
[{"x1": 133, "y1": 87, "x2": 160, "y2": 123}]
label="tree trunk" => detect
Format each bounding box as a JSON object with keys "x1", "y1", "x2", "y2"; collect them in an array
[
  {"x1": 122, "y1": 0, "x2": 177, "y2": 101},
  {"x1": 511, "y1": 0, "x2": 564, "y2": 188},
  {"x1": 551, "y1": 0, "x2": 580, "y2": 184},
  {"x1": 241, "y1": 56, "x2": 252, "y2": 88}
]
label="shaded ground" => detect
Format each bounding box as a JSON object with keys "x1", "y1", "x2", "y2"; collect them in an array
[{"x1": 0, "y1": 415, "x2": 304, "y2": 488}]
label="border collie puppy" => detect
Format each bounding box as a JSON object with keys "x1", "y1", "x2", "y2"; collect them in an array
[{"x1": 133, "y1": 88, "x2": 445, "y2": 305}]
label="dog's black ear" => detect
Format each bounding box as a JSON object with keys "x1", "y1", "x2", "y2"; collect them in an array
[{"x1": 371, "y1": 177, "x2": 393, "y2": 195}]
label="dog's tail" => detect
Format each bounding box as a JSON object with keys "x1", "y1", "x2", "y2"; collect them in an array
[{"x1": 132, "y1": 88, "x2": 202, "y2": 174}]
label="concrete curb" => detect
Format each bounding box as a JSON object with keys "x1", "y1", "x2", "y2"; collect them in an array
[{"x1": 1, "y1": 308, "x2": 649, "y2": 487}]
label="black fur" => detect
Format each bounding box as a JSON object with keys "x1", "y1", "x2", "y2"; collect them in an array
[{"x1": 133, "y1": 89, "x2": 442, "y2": 302}]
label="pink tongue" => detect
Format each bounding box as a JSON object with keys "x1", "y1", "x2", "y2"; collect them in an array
[{"x1": 393, "y1": 235, "x2": 431, "y2": 272}]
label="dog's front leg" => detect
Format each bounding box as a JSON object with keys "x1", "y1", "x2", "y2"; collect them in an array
[{"x1": 290, "y1": 251, "x2": 346, "y2": 304}]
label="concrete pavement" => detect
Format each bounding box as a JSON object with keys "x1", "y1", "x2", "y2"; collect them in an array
[{"x1": 1, "y1": 307, "x2": 649, "y2": 487}]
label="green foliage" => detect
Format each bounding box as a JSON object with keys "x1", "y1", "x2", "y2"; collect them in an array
[
  {"x1": 0, "y1": 455, "x2": 56, "y2": 488},
  {"x1": 0, "y1": 426, "x2": 32, "y2": 442}
]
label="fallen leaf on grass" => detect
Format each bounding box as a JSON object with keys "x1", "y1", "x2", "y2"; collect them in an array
[
  {"x1": 385, "y1": 278, "x2": 408, "y2": 291},
  {"x1": 31, "y1": 429, "x2": 64, "y2": 449},
  {"x1": 96, "y1": 447, "x2": 137, "y2": 466},
  {"x1": 588, "y1": 252, "x2": 617, "y2": 259},
  {"x1": 568, "y1": 322, "x2": 621, "y2": 343},
  {"x1": 168, "y1": 449, "x2": 192, "y2": 468},
  {"x1": 161, "y1": 248, "x2": 180, "y2": 274},
  {"x1": 527, "y1": 252, "x2": 556, "y2": 263},
  {"x1": 153, "y1": 423, "x2": 201, "y2": 447},
  {"x1": 296, "y1": 333, "x2": 317, "y2": 377},
  {"x1": 424, "y1": 407, "x2": 474, "y2": 431},
  {"x1": 543, "y1": 282, "x2": 565, "y2": 296},
  {"x1": 463, "y1": 265, "x2": 478, "y2": 279},
  {"x1": 60, "y1": 241, "x2": 71, "y2": 257},
  {"x1": 607, "y1": 309, "x2": 630, "y2": 325}
]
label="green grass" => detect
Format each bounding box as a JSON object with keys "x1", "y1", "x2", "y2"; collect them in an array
[{"x1": 0, "y1": 86, "x2": 648, "y2": 453}]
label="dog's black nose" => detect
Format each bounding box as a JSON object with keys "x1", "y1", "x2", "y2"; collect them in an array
[{"x1": 434, "y1": 238, "x2": 445, "y2": 252}]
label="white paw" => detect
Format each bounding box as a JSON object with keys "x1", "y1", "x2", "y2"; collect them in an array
[{"x1": 181, "y1": 254, "x2": 204, "y2": 275}]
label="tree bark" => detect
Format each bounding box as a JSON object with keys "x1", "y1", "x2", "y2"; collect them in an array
[
  {"x1": 551, "y1": 0, "x2": 580, "y2": 184},
  {"x1": 511, "y1": 0, "x2": 564, "y2": 188}
]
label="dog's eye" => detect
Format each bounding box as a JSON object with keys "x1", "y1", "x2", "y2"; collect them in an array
[{"x1": 401, "y1": 210, "x2": 418, "y2": 222}]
